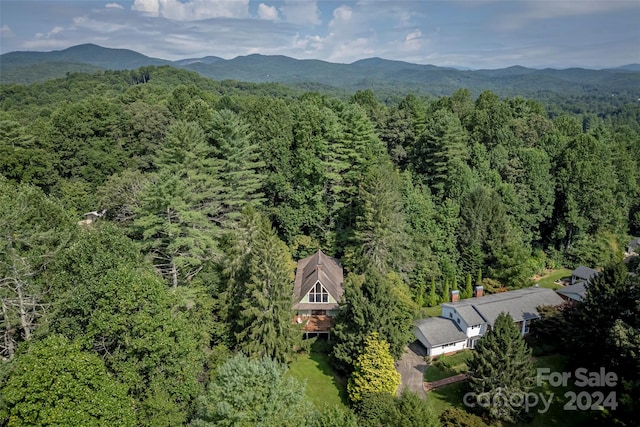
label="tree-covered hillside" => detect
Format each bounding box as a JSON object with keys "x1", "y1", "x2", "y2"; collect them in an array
[{"x1": 0, "y1": 65, "x2": 638, "y2": 425}]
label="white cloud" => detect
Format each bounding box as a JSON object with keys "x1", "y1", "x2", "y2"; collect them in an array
[
  {"x1": 1, "y1": 25, "x2": 15, "y2": 38},
  {"x1": 35, "y1": 26, "x2": 64, "y2": 39},
  {"x1": 73, "y1": 16, "x2": 128, "y2": 33},
  {"x1": 131, "y1": 0, "x2": 250, "y2": 21},
  {"x1": 403, "y1": 29, "x2": 423, "y2": 51},
  {"x1": 257, "y1": 3, "x2": 279, "y2": 21},
  {"x1": 330, "y1": 6, "x2": 352, "y2": 26},
  {"x1": 105, "y1": 3, "x2": 124, "y2": 9},
  {"x1": 280, "y1": 0, "x2": 320, "y2": 26}
]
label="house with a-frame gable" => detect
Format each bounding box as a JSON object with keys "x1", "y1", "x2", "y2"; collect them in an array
[{"x1": 293, "y1": 250, "x2": 344, "y2": 339}]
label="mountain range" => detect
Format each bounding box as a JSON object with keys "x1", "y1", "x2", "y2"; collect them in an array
[{"x1": 2, "y1": 44, "x2": 639, "y2": 99}]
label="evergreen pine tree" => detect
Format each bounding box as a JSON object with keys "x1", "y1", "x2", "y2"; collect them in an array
[
  {"x1": 208, "y1": 109, "x2": 266, "y2": 225},
  {"x1": 225, "y1": 208, "x2": 300, "y2": 363},
  {"x1": 426, "y1": 277, "x2": 438, "y2": 307},
  {"x1": 463, "y1": 273, "x2": 473, "y2": 299},
  {"x1": 348, "y1": 161, "x2": 411, "y2": 275},
  {"x1": 441, "y1": 278, "x2": 450, "y2": 303},
  {"x1": 467, "y1": 312, "x2": 534, "y2": 422},
  {"x1": 332, "y1": 270, "x2": 413, "y2": 373}
]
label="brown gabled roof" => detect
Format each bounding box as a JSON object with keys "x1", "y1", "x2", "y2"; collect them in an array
[{"x1": 293, "y1": 250, "x2": 344, "y2": 308}]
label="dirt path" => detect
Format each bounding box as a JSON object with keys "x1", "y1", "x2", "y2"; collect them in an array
[{"x1": 396, "y1": 341, "x2": 427, "y2": 398}]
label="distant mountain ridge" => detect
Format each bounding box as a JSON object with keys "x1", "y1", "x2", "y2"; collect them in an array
[{"x1": 2, "y1": 44, "x2": 639, "y2": 99}]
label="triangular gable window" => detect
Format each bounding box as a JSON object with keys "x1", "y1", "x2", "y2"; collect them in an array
[{"x1": 308, "y1": 282, "x2": 329, "y2": 303}]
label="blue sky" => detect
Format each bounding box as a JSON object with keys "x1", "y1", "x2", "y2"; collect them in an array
[{"x1": 1, "y1": 0, "x2": 639, "y2": 69}]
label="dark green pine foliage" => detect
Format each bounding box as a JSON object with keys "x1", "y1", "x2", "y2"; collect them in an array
[
  {"x1": 440, "y1": 278, "x2": 450, "y2": 304},
  {"x1": 225, "y1": 208, "x2": 300, "y2": 363},
  {"x1": 285, "y1": 96, "x2": 338, "y2": 246},
  {"x1": 463, "y1": 273, "x2": 474, "y2": 299},
  {"x1": 413, "y1": 108, "x2": 469, "y2": 199},
  {"x1": 48, "y1": 96, "x2": 127, "y2": 186},
  {"x1": 553, "y1": 132, "x2": 623, "y2": 254},
  {"x1": 467, "y1": 312, "x2": 534, "y2": 423},
  {"x1": 239, "y1": 97, "x2": 295, "y2": 236},
  {"x1": 191, "y1": 354, "x2": 314, "y2": 427},
  {"x1": 0, "y1": 178, "x2": 75, "y2": 358},
  {"x1": 330, "y1": 102, "x2": 385, "y2": 249},
  {"x1": 134, "y1": 171, "x2": 218, "y2": 287},
  {"x1": 426, "y1": 277, "x2": 438, "y2": 307},
  {"x1": 332, "y1": 269, "x2": 414, "y2": 374},
  {"x1": 0, "y1": 116, "x2": 58, "y2": 191},
  {"x1": 347, "y1": 161, "x2": 411, "y2": 275},
  {"x1": 134, "y1": 120, "x2": 219, "y2": 287},
  {"x1": 208, "y1": 109, "x2": 266, "y2": 225}
]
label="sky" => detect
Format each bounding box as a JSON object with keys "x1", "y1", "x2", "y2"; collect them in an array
[{"x1": 1, "y1": 0, "x2": 639, "y2": 69}]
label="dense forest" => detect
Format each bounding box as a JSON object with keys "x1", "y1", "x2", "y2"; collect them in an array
[{"x1": 1, "y1": 65, "x2": 639, "y2": 425}]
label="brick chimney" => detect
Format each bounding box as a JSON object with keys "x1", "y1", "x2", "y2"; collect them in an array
[
  {"x1": 474, "y1": 286, "x2": 484, "y2": 298},
  {"x1": 450, "y1": 289, "x2": 460, "y2": 303}
]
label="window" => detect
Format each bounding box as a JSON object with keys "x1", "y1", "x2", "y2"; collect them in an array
[
  {"x1": 449, "y1": 312, "x2": 453, "y2": 318},
  {"x1": 308, "y1": 282, "x2": 329, "y2": 303}
]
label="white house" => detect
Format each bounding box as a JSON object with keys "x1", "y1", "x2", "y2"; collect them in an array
[{"x1": 414, "y1": 286, "x2": 564, "y2": 357}]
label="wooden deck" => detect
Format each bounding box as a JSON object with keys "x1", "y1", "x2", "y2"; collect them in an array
[{"x1": 294, "y1": 315, "x2": 333, "y2": 332}]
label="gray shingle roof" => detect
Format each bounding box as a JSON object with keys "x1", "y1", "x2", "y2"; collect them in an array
[
  {"x1": 414, "y1": 317, "x2": 468, "y2": 347},
  {"x1": 556, "y1": 282, "x2": 587, "y2": 301},
  {"x1": 572, "y1": 266, "x2": 599, "y2": 281},
  {"x1": 442, "y1": 287, "x2": 564, "y2": 326},
  {"x1": 293, "y1": 250, "x2": 344, "y2": 309},
  {"x1": 455, "y1": 305, "x2": 485, "y2": 326}
]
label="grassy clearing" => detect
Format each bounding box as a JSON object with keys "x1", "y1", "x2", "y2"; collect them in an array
[
  {"x1": 421, "y1": 305, "x2": 443, "y2": 317},
  {"x1": 425, "y1": 350, "x2": 472, "y2": 382},
  {"x1": 288, "y1": 352, "x2": 348, "y2": 409},
  {"x1": 535, "y1": 268, "x2": 572, "y2": 290},
  {"x1": 427, "y1": 382, "x2": 467, "y2": 415}
]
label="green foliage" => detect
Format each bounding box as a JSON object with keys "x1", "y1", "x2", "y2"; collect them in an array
[
  {"x1": 426, "y1": 277, "x2": 439, "y2": 307},
  {"x1": 0, "y1": 335, "x2": 135, "y2": 427},
  {"x1": 441, "y1": 278, "x2": 450, "y2": 304},
  {"x1": 0, "y1": 178, "x2": 75, "y2": 357},
  {"x1": 191, "y1": 354, "x2": 314, "y2": 427},
  {"x1": 224, "y1": 207, "x2": 300, "y2": 363},
  {"x1": 466, "y1": 312, "x2": 534, "y2": 422},
  {"x1": 463, "y1": 273, "x2": 473, "y2": 299},
  {"x1": 566, "y1": 263, "x2": 640, "y2": 424},
  {"x1": 208, "y1": 109, "x2": 266, "y2": 224},
  {"x1": 440, "y1": 407, "x2": 490, "y2": 427},
  {"x1": 49, "y1": 265, "x2": 206, "y2": 426},
  {"x1": 348, "y1": 332, "x2": 400, "y2": 402},
  {"x1": 311, "y1": 404, "x2": 359, "y2": 427},
  {"x1": 354, "y1": 389, "x2": 439, "y2": 427},
  {"x1": 347, "y1": 161, "x2": 411, "y2": 275},
  {"x1": 332, "y1": 270, "x2": 413, "y2": 373}
]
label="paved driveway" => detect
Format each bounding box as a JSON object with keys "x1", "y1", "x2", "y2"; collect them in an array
[{"x1": 396, "y1": 340, "x2": 427, "y2": 398}]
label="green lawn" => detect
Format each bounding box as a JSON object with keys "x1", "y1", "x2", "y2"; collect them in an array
[
  {"x1": 288, "y1": 352, "x2": 348, "y2": 409},
  {"x1": 535, "y1": 268, "x2": 572, "y2": 290},
  {"x1": 425, "y1": 350, "x2": 472, "y2": 382},
  {"x1": 422, "y1": 305, "x2": 443, "y2": 317}
]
